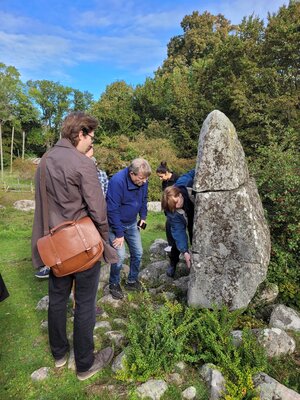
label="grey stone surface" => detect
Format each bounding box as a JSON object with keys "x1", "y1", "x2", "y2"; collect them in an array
[
  {"x1": 68, "y1": 347, "x2": 75, "y2": 370},
  {"x1": 149, "y1": 239, "x2": 168, "y2": 260},
  {"x1": 257, "y1": 328, "x2": 296, "y2": 357},
  {"x1": 231, "y1": 328, "x2": 296, "y2": 357},
  {"x1": 99, "y1": 294, "x2": 123, "y2": 308},
  {"x1": 30, "y1": 367, "x2": 50, "y2": 381},
  {"x1": 269, "y1": 304, "x2": 300, "y2": 332},
  {"x1": 167, "y1": 372, "x2": 183, "y2": 385},
  {"x1": 36, "y1": 295, "x2": 49, "y2": 311},
  {"x1": 200, "y1": 364, "x2": 226, "y2": 400},
  {"x1": 139, "y1": 260, "x2": 169, "y2": 283},
  {"x1": 182, "y1": 386, "x2": 197, "y2": 399},
  {"x1": 188, "y1": 110, "x2": 270, "y2": 310},
  {"x1": 112, "y1": 350, "x2": 126, "y2": 373},
  {"x1": 147, "y1": 201, "x2": 162, "y2": 212},
  {"x1": 254, "y1": 372, "x2": 300, "y2": 400},
  {"x1": 95, "y1": 321, "x2": 112, "y2": 330},
  {"x1": 13, "y1": 200, "x2": 35, "y2": 211},
  {"x1": 253, "y1": 283, "x2": 279, "y2": 306},
  {"x1": 104, "y1": 330, "x2": 125, "y2": 347},
  {"x1": 193, "y1": 110, "x2": 249, "y2": 192},
  {"x1": 136, "y1": 379, "x2": 168, "y2": 400}
]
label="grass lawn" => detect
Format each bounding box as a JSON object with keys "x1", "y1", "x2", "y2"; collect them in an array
[
  {"x1": 0, "y1": 192, "x2": 171, "y2": 400},
  {"x1": 1, "y1": 190, "x2": 299, "y2": 399}
]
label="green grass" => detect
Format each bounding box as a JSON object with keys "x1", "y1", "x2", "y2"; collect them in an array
[
  {"x1": 0, "y1": 193, "x2": 169, "y2": 400},
  {"x1": 1, "y1": 191, "x2": 299, "y2": 399}
]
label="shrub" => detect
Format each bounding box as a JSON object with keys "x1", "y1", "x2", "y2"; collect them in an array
[
  {"x1": 249, "y1": 139, "x2": 300, "y2": 310},
  {"x1": 116, "y1": 292, "x2": 199, "y2": 382},
  {"x1": 93, "y1": 134, "x2": 195, "y2": 201},
  {"x1": 189, "y1": 307, "x2": 268, "y2": 400}
]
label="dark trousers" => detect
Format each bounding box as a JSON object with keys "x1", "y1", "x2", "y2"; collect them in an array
[
  {"x1": 166, "y1": 219, "x2": 180, "y2": 268},
  {"x1": 48, "y1": 261, "x2": 100, "y2": 372}
]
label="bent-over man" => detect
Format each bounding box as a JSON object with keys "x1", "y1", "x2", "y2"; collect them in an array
[{"x1": 106, "y1": 158, "x2": 151, "y2": 299}]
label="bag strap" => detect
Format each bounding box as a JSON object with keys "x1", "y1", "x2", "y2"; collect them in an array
[{"x1": 39, "y1": 154, "x2": 50, "y2": 236}]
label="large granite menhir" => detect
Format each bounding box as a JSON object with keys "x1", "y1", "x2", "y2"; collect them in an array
[{"x1": 188, "y1": 110, "x2": 270, "y2": 310}]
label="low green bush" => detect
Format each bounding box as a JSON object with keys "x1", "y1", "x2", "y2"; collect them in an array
[{"x1": 118, "y1": 293, "x2": 268, "y2": 399}]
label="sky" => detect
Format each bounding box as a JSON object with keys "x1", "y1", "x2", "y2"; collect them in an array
[{"x1": 0, "y1": 0, "x2": 289, "y2": 100}]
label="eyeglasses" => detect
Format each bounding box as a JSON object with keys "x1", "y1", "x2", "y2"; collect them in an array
[
  {"x1": 85, "y1": 132, "x2": 95, "y2": 143},
  {"x1": 131, "y1": 172, "x2": 148, "y2": 183}
]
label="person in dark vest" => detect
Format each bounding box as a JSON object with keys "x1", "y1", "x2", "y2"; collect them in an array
[
  {"x1": 161, "y1": 170, "x2": 195, "y2": 277},
  {"x1": 31, "y1": 111, "x2": 117, "y2": 381}
]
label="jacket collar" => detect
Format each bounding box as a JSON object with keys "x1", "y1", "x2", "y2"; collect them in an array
[{"x1": 54, "y1": 138, "x2": 76, "y2": 149}]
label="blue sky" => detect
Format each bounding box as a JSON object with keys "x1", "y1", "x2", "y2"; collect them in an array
[{"x1": 0, "y1": 0, "x2": 288, "y2": 100}]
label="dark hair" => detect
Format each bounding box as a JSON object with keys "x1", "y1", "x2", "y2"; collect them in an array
[
  {"x1": 156, "y1": 161, "x2": 169, "y2": 174},
  {"x1": 161, "y1": 185, "x2": 181, "y2": 212},
  {"x1": 61, "y1": 111, "x2": 98, "y2": 147}
]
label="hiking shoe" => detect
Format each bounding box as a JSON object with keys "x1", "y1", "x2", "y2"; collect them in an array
[
  {"x1": 54, "y1": 353, "x2": 68, "y2": 368},
  {"x1": 77, "y1": 347, "x2": 114, "y2": 381},
  {"x1": 109, "y1": 284, "x2": 124, "y2": 300},
  {"x1": 35, "y1": 266, "x2": 50, "y2": 279},
  {"x1": 166, "y1": 265, "x2": 176, "y2": 278},
  {"x1": 124, "y1": 280, "x2": 142, "y2": 292}
]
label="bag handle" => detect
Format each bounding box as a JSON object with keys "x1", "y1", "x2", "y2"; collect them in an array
[{"x1": 50, "y1": 220, "x2": 75, "y2": 235}]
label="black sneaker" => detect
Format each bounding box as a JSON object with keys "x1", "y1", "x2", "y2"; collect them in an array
[
  {"x1": 109, "y1": 284, "x2": 124, "y2": 300},
  {"x1": 166, "y1": 265, "x2": 176, "y2": 278},
  {"x1": 124, "y1": 280, "x2": 142, "y2": 292}
]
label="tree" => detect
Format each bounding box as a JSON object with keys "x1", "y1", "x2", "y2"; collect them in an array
[
  {"x1": 91, "y1": 81, "x2": 139, "y2": 139},
  {"x1": 27, "y1": 80, "x2": 73, "y2": 148},
  {"x1": 72, "y1": 89, "x2": 94, "y2": 112},
  {"x1": 159, "y1": 11, "x2": 234, "y2": 74},
  {"x1": 0, "y1": 63, "x2": 23, "y2": 178},
  {"x1": 14, "y1": 90, "x2": 40, "y2": 159}
]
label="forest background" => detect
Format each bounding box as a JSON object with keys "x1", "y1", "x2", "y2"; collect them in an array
[{"x1": 0, "y1": 2, "x2": 299, "y2": 310}]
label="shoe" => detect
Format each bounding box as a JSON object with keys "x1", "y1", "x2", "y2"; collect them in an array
[
  {"x1": 55, "y1": 354, "x2": 68, "y2": 368},
  {"x1": 109, "y1": 284, "x2": 124, "y2": 300},
  {"x1": 124, "y1": 280, "x2": 142, "y2": 292},
  {"x1": 35, "y1": 266, "x2": 50, "y2": 279},
  {"x1": 166, "y1": 265, "x2": 176, "y2": 278},
  {"x1": 77, "y1": 347, "x2": 114, "y2": 381},
  {"x1": 164, "y1": 245, "x2": 172, "y2": 253}
]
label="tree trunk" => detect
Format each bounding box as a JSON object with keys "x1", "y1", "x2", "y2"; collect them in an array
[
  {"x1": 10, "y1": 125, "x2": 14, "y2": 174},
  {"x1": 0, "y1": 123, "x2": 3, "y2": 181},
  {"x1": 22, "y1": 130, "x2": 25, "y2": 160}
]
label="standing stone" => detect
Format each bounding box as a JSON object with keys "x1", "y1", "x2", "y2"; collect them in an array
[{"x1": 188, "y1": 110, "x2": 270, "y2": 310}]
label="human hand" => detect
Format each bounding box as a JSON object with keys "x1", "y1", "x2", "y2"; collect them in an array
[
  {"x1": 184, "y1": 252, "x2": 191, "y2": 269},
  {"x1": 137, "y1": 219, "x2": 147, "y2": 229},
  {"x1": 112, "y1": 237, "x2": 124, "y2": 249}
]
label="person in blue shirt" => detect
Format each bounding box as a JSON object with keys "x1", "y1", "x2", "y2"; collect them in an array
[
  {"x1": 106, "y1": 158, "x2": 151, "y2": 299},
  {"x1": 161, "y1": 170, "x2": 195, "y2": 278}
]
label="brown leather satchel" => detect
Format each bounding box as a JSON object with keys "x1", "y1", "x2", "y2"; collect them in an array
[{"x1": 36, "y1": 153, "x2": 104, "y2": 277}]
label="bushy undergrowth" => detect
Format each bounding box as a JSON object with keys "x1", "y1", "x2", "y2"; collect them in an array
[
  {"x1": 118, "y1": 293, "x2": 268, "y2": 400},
  {"x1": 117, "y1": 292, "x2": 198, "y2": 382},
  {"x1": 93, "y1": 134, "x2": 195, "y2": 201}
]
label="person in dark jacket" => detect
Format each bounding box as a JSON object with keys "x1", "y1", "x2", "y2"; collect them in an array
[
  {"x1": 161, "y1": 170, "x2": 195, "y2": 277},
  {"x1": 156, "y1": 161, "x2": 179, "y2": 252},
  {"x1": 32, "y1": 112, "x2": 117, "y2": 381},
  {"x1": 156, "y1": 161, "x2": 179, "y2": 191},
  {"x1": 106, "y1": 158, "x2": 151, "y2": 300}
]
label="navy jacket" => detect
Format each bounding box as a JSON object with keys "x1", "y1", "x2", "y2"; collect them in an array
[
  {"x1": 165, "y1": 169, "x2": 195, "y2": 253},
  {"x1": 106, "y1": 167, "x2": 148, "y2": 237}
]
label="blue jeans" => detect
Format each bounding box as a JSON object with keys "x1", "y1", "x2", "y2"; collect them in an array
[{"x1": 109, "y1": 221, "x2": 143, "y2": 285}]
